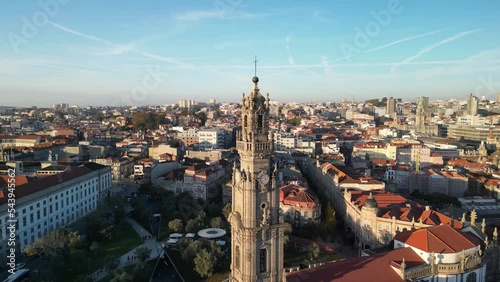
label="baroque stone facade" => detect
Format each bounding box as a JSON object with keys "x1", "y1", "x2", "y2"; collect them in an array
[{"x1": 228, "y1": 76, "x2": 287, "y2": 282}]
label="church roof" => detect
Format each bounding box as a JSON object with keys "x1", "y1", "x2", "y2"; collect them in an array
[
  {"x1": 286, "y1": 247, "x2": 424, "y2": 282},
  {"x1": 394, "y1": 224, "x2": 481, "y2": 253}
]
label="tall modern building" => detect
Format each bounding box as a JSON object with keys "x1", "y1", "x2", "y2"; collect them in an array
[
  {"x1": 386, "y1": 96, "x2": 396, "y2": 115},
  {"x1": 415, "y1": 97, "x2": 427, "y2": 132},
  {"x1": 178, "y1": 99, "x2": 196, "y2": 109},
  {"x1": 228, "y1": 75, "x2": 286, "y2": 282},
  {"x1": 467, "y1": 93, "x2": 479, "y2": 116}
]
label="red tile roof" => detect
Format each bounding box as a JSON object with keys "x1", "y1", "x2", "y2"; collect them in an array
[
  {"x1": 280, "y1": 184, "x2": 320, "y2": 208},
  {"x1": 286, "y1": 247, "x2": 425, "y2": 282},
  {"x1": 394, "y1": 225, "x2": 480, "y2": 253},
  {"x1": 0, "y1": 175, "x2": 29, "y2": 188},
  {"x1": 0, "y1": 167, "x2": 91, "y2": 205}
]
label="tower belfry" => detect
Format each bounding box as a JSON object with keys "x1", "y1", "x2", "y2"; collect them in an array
[{"x1": 228, "y1": 69, "x2": 286, "y2": 282}]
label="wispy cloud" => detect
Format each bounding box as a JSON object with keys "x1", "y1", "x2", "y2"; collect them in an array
[
  {"x1": 285, "y1": 35, "x2": 295, "y2": 65},
  {"x1": 321, "y1": 56, "x2": 333, "y2": 75},
  {"x1": 176, "y1": 10, "x2": 218, "y2": 21},
  {"x1": 94, "y1": 43, "x2": 137, "y2": 55},
  {"x1": 47, "y1": 21, "x2": 191, "y2": 67},
  {"x1": 313, "y1": 9, "x2": 334, "y2": 24},
  {"x1": 364, "y1": 28, "x2": 449, "y2": 53},
  {"x1": 176, "y1": 10, "x2": 275, "y2": 21},
  {"x1": 328, "y1": 28, "x2": 449, "y2": 64},
  {"x1": 391, "y1": 29, "x2": 482, "y2": 72}
]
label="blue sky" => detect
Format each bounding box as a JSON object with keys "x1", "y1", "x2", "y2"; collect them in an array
[{"x1": 1, "y1": 0, "x2": 500, "y2": 107}]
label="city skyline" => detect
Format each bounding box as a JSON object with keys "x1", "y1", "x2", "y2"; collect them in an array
[{"x1": 1, "y1": 0, "x2": 500, "y2": 107}]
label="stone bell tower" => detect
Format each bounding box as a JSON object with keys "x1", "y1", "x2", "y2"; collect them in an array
[{"x1": 228, "y1": 68, "x2": 286, "y2": 282}]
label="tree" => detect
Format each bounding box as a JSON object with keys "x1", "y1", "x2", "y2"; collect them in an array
[
  {"x1": 101, "y1": 225, "x2": 115, "y2": 240},
  {"x1": 132, "y1": 111, "x2": 166, "y2": 130},
  {"x1": 208, "y1": 240, "x2": 224, "y2": 264},
  {"x1": 324, "y1": 203, "x2": 337, "y2": 228},
  {"x1": 186, "y1": 219, "x2": 199, "y2": 233},
  {"x1": 168, "y1": 219, "x2": 184, "y2": 233},
  {"x1": 94, "y1": 112, "x2": 105, "y2": 122},
  {"x1": 308, "y1": 242, "x2": 321, "y2": 262},
  {"x1": 90, "y1": 241, "x2": 99, "y2": 256},
  {"x1": 110, "y1": 269, "x2": 134, "y2": 282},
  {"x1": 283, "y1": 223, "x2": 292, "y2": 244},
  {"x1": 194, "y1": 249, "x2": 215, "y2": 278},
  {"x1": 134, "y1": 245, "x2": 151, "y2": 263},
  {"x1": 222, "y1": 203, "x2": 232, "y2": 220},
  {"x1": 180, "y1": 239, "x2": 201, "y2": 261},
  {"x1": 288, "y1": 117, "x2": 301, "y2": 126},
  {"x1": 24, "y1": 230, "x2": 83, "y2": 257},
  {"x1": 210, "y1": 217, "x2": 225, "y2": 229},
  {"x1": 196, "y1": 210, "x2": 206, "y2": 222}
]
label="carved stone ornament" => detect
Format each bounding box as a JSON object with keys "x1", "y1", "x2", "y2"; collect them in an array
[{"x1": 228, "y1": 212, "x2": 243, "y2": 230}]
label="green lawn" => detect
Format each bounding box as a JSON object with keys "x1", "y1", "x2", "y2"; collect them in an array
[
  {"x1": 57, "y1": 223, "x2": 142, "y2": 281},
  {"x1": 99, "y1": 260, "x2": 156, "y2": 282}
]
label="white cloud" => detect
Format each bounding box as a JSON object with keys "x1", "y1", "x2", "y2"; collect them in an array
[
  {"x1": 285, "y1": 35, "x2": 295, "y2": 65},
  {"x1": 328, "y1": 28, "x2": 449, "y2": 64},
  {"x1": 391, "y1": 29, "x2": 482, "y2": 72},
  {"x1": 47, "y1": 21, "x2": 191, "y2": 67},
  {"x1": 176, "y1": 10, "x2": 219, "y2": 21}
]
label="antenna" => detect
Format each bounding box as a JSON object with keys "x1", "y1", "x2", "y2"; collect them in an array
[{"x1": 254, "y1": 54, "x2": 258, "y2": 77}]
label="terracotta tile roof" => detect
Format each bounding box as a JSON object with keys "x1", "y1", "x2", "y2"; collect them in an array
[
  {"x1": 280, "y1": 184, "x2": 320, "y2": 208},
  {"x1": 0, "y1": 166, "x2": 91, "y2": 205},
  {"x1": 286, "y1": 247, "x2": 424, "y2": 282},
  {"x1": 0, "y1": 175, "x2": 29, "y2": 188},
  {"x1": 351, "y1": 190, "x2": 407, "y2": 208},
  {"x1": 394, "y1": 224, "x2": 480, "y2": 253}
]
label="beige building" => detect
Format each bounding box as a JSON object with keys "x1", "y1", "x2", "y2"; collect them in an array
[
  {"x1": 343, "y1": 190, "x2": 461, "y2": 251},
  {"x1": 279, "y1": 183, "x2": 321, "y2": 227},
  {"x1": 157, "y1": 162, "x2": 229, "y2": 200},
  {"x1": 90, "y1": 155, "x2": 134, "y2": 180},
  {"x1": 0, "y1": 135, "x2": 41, "y2": 147},
  {"x1": 148, "y1": 144, "x2": 182, "y2": 161},
  {"x1": 228, "y1": 75, "x2": 287, "y2": 282},
  {"x1": 305, "y1": 159, "x2": 458, "y2": 252}
]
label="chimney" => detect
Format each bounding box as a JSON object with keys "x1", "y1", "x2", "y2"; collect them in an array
[{"x1": 425, "y1": 206, "x2": 430, "y2": 211}]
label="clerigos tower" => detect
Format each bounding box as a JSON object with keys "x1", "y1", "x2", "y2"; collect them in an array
[{"x1": 228, "y1": 58, "x2": 286, "y2": 282}]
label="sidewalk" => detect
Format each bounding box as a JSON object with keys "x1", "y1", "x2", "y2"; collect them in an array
[{"x1": 89, "y1": 217, "x2": 162, "y2": 281}]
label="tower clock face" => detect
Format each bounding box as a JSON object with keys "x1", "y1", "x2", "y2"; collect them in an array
[{"x1": 259, "y1": 173, "x2": 269, "y2": 185}]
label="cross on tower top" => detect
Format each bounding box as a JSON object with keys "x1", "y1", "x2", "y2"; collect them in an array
[{"x1": 254, "y1": 55, "x2": 258, "y2": 77}]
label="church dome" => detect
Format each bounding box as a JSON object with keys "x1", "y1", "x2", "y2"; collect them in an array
[{"x1": 363, "y1": 193, "x2": 378, "y2": 209}]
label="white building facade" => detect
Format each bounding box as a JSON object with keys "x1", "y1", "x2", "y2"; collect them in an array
[{"x1": 0, "y1": 163, "x2": 111, "y2": 265}]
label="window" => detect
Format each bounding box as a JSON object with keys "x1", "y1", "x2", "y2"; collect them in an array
[
  {"x1": 260, "y1": 249, "x2": 267, "y2": 273},
  {"x1": 466, "y1": 272, "x2": 477, "y2": 282}
]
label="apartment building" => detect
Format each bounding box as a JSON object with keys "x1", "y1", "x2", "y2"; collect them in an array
[{"x1": 0, "y1": 163, "x2": 111, "y2": 265}]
